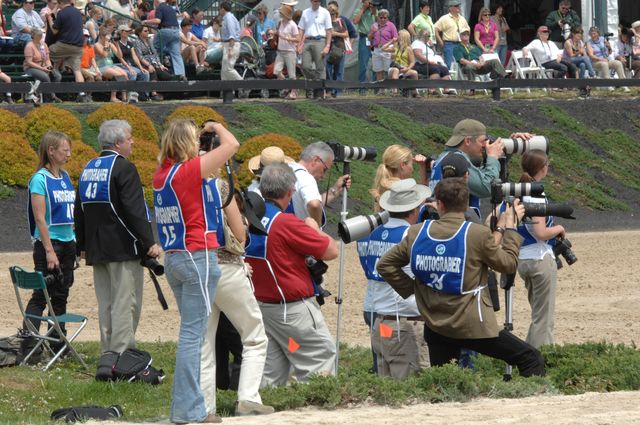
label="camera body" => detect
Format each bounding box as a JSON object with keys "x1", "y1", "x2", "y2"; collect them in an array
[
  {"x1": 199, "y1": 132, "x2": 220, "y2": 152},
  {"x1": 306, "y1": 256, "x2": 331, "y2": 305},
  {"x1": 552, "y1": 238, "x2": 577, "y2": 269},
  {"x1": 44, "y1": 268, "x2": 64, "y2": 286},
  {"x1": 327, "y1": 141, "x2": 377, "y2": 163},
  {"x1": 140, "y1": 255, "x2": 164, "y2": 276}
]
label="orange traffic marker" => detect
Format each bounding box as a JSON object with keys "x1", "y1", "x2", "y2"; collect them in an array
[
  {"x1": 379, "y1": 323, "x2": 393, "y2": 338},
  {"x1": 288, "y1": 337, "x2": 300, "y2": 353}
]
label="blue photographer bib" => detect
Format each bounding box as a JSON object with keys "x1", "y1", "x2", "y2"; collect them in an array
[
  {"x1": 359, "y1": 224, "x2": 408, "y2": 282},
  {"x1": 27, "y1": 169, "x2": 75, "y2": 239},
  {"x1": 245, "y1": 202, "x2": 280, "y2": 260},
  {"x1": 202, "y1": 178, "x2": 224, "y2": 247},
  {"x1": 410, "y1": 220, "x2": 470, "y2": 295},
  {"x1": 78, "y1": 154, "x2": 118, "y2": 205}
]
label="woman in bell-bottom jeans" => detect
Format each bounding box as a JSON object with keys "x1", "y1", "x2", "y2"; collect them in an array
[{"x1": 153, "y1": 119, "x2": 239, "y2": 424}]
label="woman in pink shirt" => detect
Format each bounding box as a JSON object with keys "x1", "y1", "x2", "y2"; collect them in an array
[
  {"x1": 274, "y1": 4, "x2": 299, "y2": 99},
  {"x1": 474, "y1": 7, "x2": 498, "y2": 54}
]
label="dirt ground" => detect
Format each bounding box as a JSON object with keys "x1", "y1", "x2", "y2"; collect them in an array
[{"x1": 2, "y1": 230, "x2": 640, "y2": 423}]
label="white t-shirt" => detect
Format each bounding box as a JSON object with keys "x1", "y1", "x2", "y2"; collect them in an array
[
  {"x1": 518, "y1": 195, "x2": 555, "y2": 261},
  {"x1": 298, "y1": 6, "x2": 332, "y2": 38},
  {"x1": 525, "y1": 38, "x2": 560, "y2": 64},
  {"x1": 289, "y1": 162, "x2": 322, "y2": 221},
  {"x1": 411, "y1": 39, "x2": 435, "y2": 64},
  {"x1": 203, "y1": 27, "x2": 222, "y2": 49}
]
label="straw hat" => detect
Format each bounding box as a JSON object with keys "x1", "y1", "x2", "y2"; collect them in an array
[{"x1": 248, "y1": 146, "x2": 294, "y2": 176}]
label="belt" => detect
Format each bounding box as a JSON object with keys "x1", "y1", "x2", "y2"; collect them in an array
[
  {"x1": 380, "y1": 315, "x2": 424, "y2": 322},
  {"x1": 359, "y1": 32, "x2": 368, "y2": 37},
  {"x1": 259, "y1": 296, "x2": 313, "y2": 305},
  {"x1": 305, "y1": 36, "x2": 325, "y2": 40},
  {"x1": 444, "y1": 41, "x2": 460, "y2": 44},
  {"x1": 160, "y1": 26, "x2": 178, "y2": 29}
]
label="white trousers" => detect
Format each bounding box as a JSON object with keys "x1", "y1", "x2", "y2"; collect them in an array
[
  {"x1": 200, "y1": 261, "x2": 268, "y2": 413},
  {"x1": 221, "y1": 41, "x2": 242, "y2": 80}
]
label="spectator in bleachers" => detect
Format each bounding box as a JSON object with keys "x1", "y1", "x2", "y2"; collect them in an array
[
  {"x1": 253, "y1": 3, "x2": 274, "y2": 47},
  {"x1": 563, "y1": 26, "x2": 595, "y2": 79},
  {"x1": 39, "y1": 0, "x2": 58, "y2": 22},
  {"x1": 203, "y1": 16, "x2": 222, "y2": 66},
  {"x1": 104, "y1": 0, "x2": 133, "y2": 26},
  {"x1": 352, "y1": 0, "x2": 378, "y2": 92},
  {"x1": 84, "y1": 6, "x2": 102, "y2": 44},
  {"x1": 326, "y1": 3, "x2": 348, "y2": 98},
  {"x1": 45, "y1": 0, "x2": 87, "y2": 101},
  {"x1": 490, "y1": 4, "x2": 509, "y2": 64},
  {"x1": 384, "y1": 29, "x2": 417, "y2": 97},
  {"x1": 132, "y1": 2, "x2": 152, "y2": 29},
  {"x1": 23, "y1": 27, "x2": 62, "y2": 102},
  {"x1": 133, "y1": 25, "x2": 169, "y2": 99},
  {"x1": 274, "y1": 3, "x2": 298, "y2": 99},
  {"x1": 408, "y1": 1, "x2": 435, "y2": 45},
  {"x1": 0, "y1": 67, "x2": 14, "y2": 104},
  {"x1": 434, "y1": 0, "x2": 469, "y2": 69},
  {"x1": 219, "y1": 1, "x2": 242, "y2": 81},
  {"x1": 0, "y1": 0, "x2": 14, "y2": 53},
  {"x1": 144, "y1": 0, "x2": 186, "y2": 80},
  {"x1": 613, "y1": 27, "x2": 640, "y2": 79},
  {"x1": 240, "y1": 14, "x2": 256, "y2": 38},
  {"x1": 411, "y1": 29, "x2": 452, "y2": 95},
  {"x1": 298, "y1": 0, "x2": 332, "y2": 98},
  {"x1": 544, "y1": 0, "x2": 580, "y2": 45},
  {"x1": 115, "y1": 24, "x2": 150, "y2": 87},
  {"x1": 94, "y1": 25, "x2": 130, "y2": 102},
  {"x1": 11, "y1": 0, "x2": 45, "y2": 47},
  {"x1": 80, "y1": 29, "x2": 101, "y2": 102},
  {"x1": 474, "y1": 7, "x2": 498, "y2": 55},
  {"x1": 368, "y1": 8, "x2": 396, "y2": 84},
  {"x1": 179, "y1": 17, "x2": 207, "y2": 73},
  {"x1": 523, "y1": 26, "x2": 577, "y2": 79},
  {"x1": 454, "y1": 29, "x2": 506, "y2": 84},
  {"x1": 586, "y1": 26, "x2": 628, "y2": 90},
  {"x1": 189, "y1": 7, "x2": 204, "y2": 40}
]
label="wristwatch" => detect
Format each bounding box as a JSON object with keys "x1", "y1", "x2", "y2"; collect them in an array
[
  {"x1": 494, "y1": 226, "x2": 505, "y2": 235},
  {"x1": 329, "y1": 187, "x2": 338, "y2": 195}
]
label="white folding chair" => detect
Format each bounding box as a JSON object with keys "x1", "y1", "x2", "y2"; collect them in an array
[{"x1": 507, "y1": 50, "x2": 547, "y2": 93}]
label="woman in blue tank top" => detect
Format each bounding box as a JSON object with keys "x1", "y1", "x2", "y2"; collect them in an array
[
  {"x1": 516, "y1": 149, "x2": 566, "y2": 349},
  {"x1": 24, "y1": 131, "x2": 76, "y2": 357}
]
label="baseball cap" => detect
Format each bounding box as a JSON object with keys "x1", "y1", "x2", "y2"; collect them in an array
[
  {"x1": 117, "y1": 24, "x2": 132, "y2": 32},
  {"x1": 440, "y1": 153, "x2": 469, "y2": 178},
  {"x1": 446, "y1": 0, "x2": 461, "y2": 7},
  {"x1": 247, "y1": 146, "x2": 294, "y2": 176},
  {"x1": 370, "y1": 1, "x2": 382, "y2": 7},
  {"x1": 446, "y1": 119, "x2": 486, "y2": 147},
  {"x1": 379, "y1": 178, "x2": 431, "y2": 213},
  {"x1": 24, "y1": 0, "x2": 35, "y2": 4},
  {"x1": 537, "y1": 25, "x2": 550, "y2": 33},
  {"x1": 459, "y1": 29, "x2": 470, "y2": 36},
  {"x1": 632, "y1": 21, "x2": 640, "y2": 30},
  {"x1": 83, "y1": 28, "x2": 90, "y2": 36}
]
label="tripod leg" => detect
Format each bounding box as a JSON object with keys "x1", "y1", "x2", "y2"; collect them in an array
[{"x1": 503, "y1": 284, "x2": 514, "y2": 381}]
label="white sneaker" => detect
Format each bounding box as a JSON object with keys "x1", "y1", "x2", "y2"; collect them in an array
[
  {"x1": 623, "y1": 86, "x2": 631, "y2": 92},
  {"x1": 128, "y1": 92, "x2": 139, "y2": 103}
]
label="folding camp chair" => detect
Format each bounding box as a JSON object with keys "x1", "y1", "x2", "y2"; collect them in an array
[
  {"x1": 507, "y1": 50, "x2": 548, "y2": 93},
  {"x1": 9, "y1": 266, "x2": 88, "y2": 371}
]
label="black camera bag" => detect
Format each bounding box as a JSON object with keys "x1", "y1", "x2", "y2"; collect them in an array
[
  {"x1": 135, "y1": 365, "x2": 165, "y2": 385},
  {"x1": 51, "y1": 405, "x2": 123, "y2": 423},
  {"x1": 113, "y1": 348, "x2": 152, "y2": 382},
  {"x1": 95, "y1": 351, "x2": 119, "y2": 381}
]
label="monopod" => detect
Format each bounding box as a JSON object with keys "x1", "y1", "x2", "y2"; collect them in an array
[{"x1": 334, "y1": 161, "x2": 350, "y2": 374}]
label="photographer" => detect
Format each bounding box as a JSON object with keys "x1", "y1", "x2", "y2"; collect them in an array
[
  {"x1": 544, "y1": 0, "x2": 580, "y2": 45},
  {"x1": 76, "y1": 120, "x2": 160, "y2": 355},
  {"x1": 23, "y1": 132, "x2": 76, "y2": 360},
  {"x1": 245, "y1": 163, "x2": 338, "y2": 387},
  {"x1": 514, "y1": 150, "x2": 566, "y2": 349},
  {"x1": 360, "y1": 179, "x2": 431, "y2": 380},
  {"x1": 429, "y1": 119, "x2": 532, "y2": 219},
  {"x1": 290, "y1": 141, "x2": 351, "y2": 228},
  {"x1": 152, "y1": 119, "x2": 239, "y2": 424},
  {"x1": 377, "y1": 178, "x2": 544, "y2": 377}
]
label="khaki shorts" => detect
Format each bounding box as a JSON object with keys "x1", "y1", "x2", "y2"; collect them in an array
[
  {"x1": 274, "y1": 50, "x2": 296, "y2": 78},
  {"x1": 49, "y1": 42, "x2": 84, "y2": 72}
]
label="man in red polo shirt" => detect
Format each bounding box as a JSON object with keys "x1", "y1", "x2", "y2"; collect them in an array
[{"x1": 245, "y1": 163, "x2": 338, "y2": 387}]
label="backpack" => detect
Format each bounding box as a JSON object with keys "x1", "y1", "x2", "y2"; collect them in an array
[
  {"x1": 0, "y1": 336, "x2": 22, "y2": 367},
  {"x1": 95, "y1": 348, "x2": 164, "y2": 385}
]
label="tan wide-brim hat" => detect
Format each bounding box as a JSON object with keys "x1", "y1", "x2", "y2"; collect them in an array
[
  {"x1": 248, "y1": 146, "x2": 294, "y2": 176},
  {"x1": 379, "y1": 178, "x2": 431, "y2": 213}
]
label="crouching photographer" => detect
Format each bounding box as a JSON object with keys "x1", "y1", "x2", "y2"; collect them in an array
[
  {"x1": 514, "y1": 149, "x2": 574, "y2": 349},
  {"x1": 377, "y1": 177, "x2": 545, "y2": 378}
]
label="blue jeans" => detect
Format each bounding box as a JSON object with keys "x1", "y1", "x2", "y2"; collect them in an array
[
  {"x1": 496, "y1": 45, "x2": 507, "y2": 65},
  {"x1": 570, "y1": 56, "x2": 595, "y2": 78},
  {"x1": 155, "y1": 28, "x2": 185, "y2": 77},
  {"x1": 325, "y1": 56, "x2": 345, "y2": 96},
  {"x1": 443, "y1": 42, "x2": 458, "y2": 69},
  {"x1": 358, "y1": 35, "x2": 372, "y2": 84},
  {"x1": 165, "y1": 250, "x2": 221, "y2": 423},
  {"x1": 116, "y1": 64, "x2": 150, "y2": 82},
  {"x1": 0, "y1": 37, "x2": 14, "y2": 52}
]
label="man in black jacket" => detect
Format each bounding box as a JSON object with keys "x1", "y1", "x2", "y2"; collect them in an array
[{"x1": 75, "y1": 120, "x2": 161, "y2": 354}]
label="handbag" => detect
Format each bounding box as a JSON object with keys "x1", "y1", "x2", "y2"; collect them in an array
[{"x1": 327, "y1": 44, "x2": 345, "y2": 64}]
